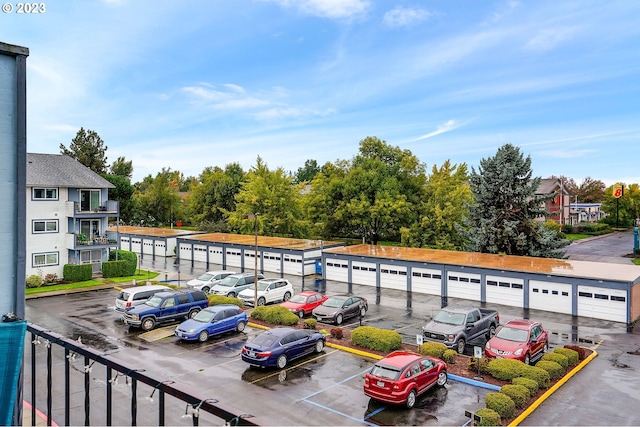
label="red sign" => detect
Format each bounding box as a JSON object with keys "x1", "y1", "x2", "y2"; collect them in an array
[{"x1": 613, "y1": 185, "x2": 624, "y2": 199}]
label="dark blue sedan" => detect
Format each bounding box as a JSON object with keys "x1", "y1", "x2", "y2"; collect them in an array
[
  {"x1": 175, "y1": 304, "x2": 246, "y2": 342},
  {"x1": 241, "y1": 327, "x2": 326, "y2": 369}
]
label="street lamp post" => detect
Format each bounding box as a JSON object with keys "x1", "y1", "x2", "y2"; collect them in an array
[{"x1": 244, "y1": 213, "x2": 259, "y2": 306}]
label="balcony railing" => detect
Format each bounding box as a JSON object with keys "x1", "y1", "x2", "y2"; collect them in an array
[{"x1": 23, "y1": 323, "x2": 260, "y2": 426}]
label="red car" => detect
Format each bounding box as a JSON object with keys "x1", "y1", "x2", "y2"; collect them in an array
[
  {"x1": 280, "y1": 291, "x2": 328, "y2": 318},
  {"x1": 363, "y1": 351, "x2": 447, "y2": 408},
  {"x1": 485, "y1": 318, "x2": 548, "y2": 365}
]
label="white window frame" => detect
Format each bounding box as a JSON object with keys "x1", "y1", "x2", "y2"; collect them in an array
[
  {"x1": 33, "y1": 187, "x2": 59, "y2": 200},
  {"x1": 33, "y1": 252, "x2": 59, "y2": 267},
  {"x1": 32, "y1": 219, "x2": 59, "y2": 234}
]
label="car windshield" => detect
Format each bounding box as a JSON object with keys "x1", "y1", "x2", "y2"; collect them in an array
[
  {"x1": 370, "y1": 365, "x2": 401, "y2": 380},
  {"x1": 192, "y1": 310, "x2": 215, "y2": 323},
  {"x1": 251, "y1": 334, "x2": 278, "y2": 347},
  {"x1": 433, "y1": 310, "x2": 466, "y2": 326},
  {"x1": 217, "y1": 276, "x2": 239, "y2": 287},
  {"x1": 255, "y1": 281, "x2": 272, "y2": 291},
  {"x1": 322, "y1": 297, "x2": 346, "y2": 308},
  {"x1": 196, "y1": 273, "x2": 214, "y2": 281},
  {"x1": 145, "y1": 296, "x2": 163, "y2": 308},
  {"x1": 288, "y1": 295, "x2": 307, "y2": 304},
  {"x1": 495, "y1": 326, "x2": 529, "y2": 342}
]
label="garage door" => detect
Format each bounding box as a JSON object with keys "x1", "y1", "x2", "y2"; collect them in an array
[
  {"x1": 486, "y1": 275, "x2": 524, "y2": 307},
  {"x1": 131, "y1": 238, "x2": 141, "y2": 254},
  {"x1": 352, "y1": 261, "x2": 376, "y2": 286},
  {"x1": 154, "y1": 240, "x2": 166, "y2": 256},
  {"x1": 411, "y1": 268, "x2": 442, "y2": 295},
  {"x1": 208, "y1": 246, "x2": 223, "y2": 264},
  {"x1": 283, "y1": 254, "x2": 302, "y2": 275},
  {"x1": 142, "y1": 238, "x2": 154, "y2": 255},
  {"x1": 263, "y1": 251, "x2": 281, "y2": 273},
  {"x1": 577, "y1": 285, "x2": 627, "y2": 323},
  {"x1": 446, "y1": 272, "x2": 481, "y2": 302},
  {"x1": 325, "y1": 258, "x2": 349, "y2": 282},
  {"x1": 226, "y1": 249, "x2": 242, "y2": 268},
  {"x1": 192, "y1": 244, "x2": 207, "y2": 262},
  {"x1": 119, "y1": 236, "x2": 130, "y2": 251},
  {"x1": 179, "y1": 243, "x2": 192, "y2": 260},
  {"x1": 380, "y1": 264, "x2": 407, "y2": 291},
  {"x1": 529, "y1": 280, "x2": 572, "y2": 315}
]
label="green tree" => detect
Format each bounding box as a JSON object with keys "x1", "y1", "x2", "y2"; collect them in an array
[
  {"x1": 556, "y1": 175, "x2": 605, "y2": 203},
  {"x1": 461, "y1": 144, "x2": 568, "y2": 258},
  {"x1": 294, "y1": 159, "x2": 320, "y2": 183},
  {"x1": 103, "y1": 174, "x2": 135, "y2": 224},
  {"x1": 601, "y1": 183, "x2": 640, "y2": 228},
  {"x1": 131, "y1": 168, "x2": 182, "y2": 226},
  {"x1": 228, "y1": 157, "x2": 308, "y2": 238},
  {"x1": 110, "y1": 156, "x2": 133, "y2": 180},
  {"x1": 401, "y1": 160, "x2": 473, "y2": 250},
  {"x1": 60, "y1": 128, "x2": 108, "y2": 174}
]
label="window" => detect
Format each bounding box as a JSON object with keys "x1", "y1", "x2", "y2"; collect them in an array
[
  {"x1": 459, "y1": 277, "x2": 469, "y2": 283},
  {"x1": 177, "y1": 294, "x2": 190, "y2": 304},
  {"x1": 33, "y1": 220, "x2": 58, "y2": 234},
  {"x1": 432, "y1": 274, "x2": 441, "y2": 279},
  {"x1": 470, "y1": 278, "x2": 481, "y2": 284},
  {"x1": 594, "y1": 294, "x2": 609, "y2": 300},
  {"x1": 33, "y1": 252, "x2": 58, "y2": 267},
  {"x1": 578, "y1": 292, "x2": 592, "y2": 298},
  {"x1": 487, "y1": 280, "x2": 498, "y2": 286},
  {"x1": 512, "y1": 283, "x2": 523, "y2": 289},
  {"x1": 449, "y1": 276, "x2": 459, "y2": 281},
  {"x1": 611, "y1": 295, "x2": 626, "y2": 302},
  {"x1": 33, "y1": 188, "x2": 58, "y2": 200}
]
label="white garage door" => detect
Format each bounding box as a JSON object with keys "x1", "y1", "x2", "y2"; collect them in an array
[
  {"x1": 577, "y1": 285, "x2": 627, "y2": 323},
  {"x1": 208, "y1": 246, "x2": 223, "y2": 264},
  {"x1": 263, "y1": 251, "x2": 281, "y2": 273},
  {"x1": 486, "y1": 275, "x2": 524, "y2": 307},
  {"x1": 325, "y1": 258, "x2": 349, "y2": 282},
  {"x1": 154, "y1": 240, "x2": 166, "y2": 256},
  {"x1": 179, "y1": 243, "x2": 192, "y2": 260},
  {"x1": 283, "y1": 254, "x2": 302, "y2": 275},
  {"x1": 226, "y1": 249, "x2": 242, "y2": 268},
  {"x1": 131, "y1": 238, "x2": 141, "y2": 254},
  {"x1": 119, "y1": 236, "x2": 130, "y2": 251},
  {"x1": 446, "y1": 272, "x2": 481, "y2": 302},
  {"x1": 380, "y1": 264, "x2": 407, "y2": 291},
  {"x1": 529, "y1": 280, "x2": 572, "y2": 315},
  {"x1": 142, "y1": 238, "x2": 154, "y2": 255},
  {"x1": 352, "y1": 261, "x2": 377, "y2": 286},
  {"x1": 191, "y1": 244, "x2": 207, "y2": 262},
  {"x1": 411, "y1": 268, "x2": 442, "y2": 295}
]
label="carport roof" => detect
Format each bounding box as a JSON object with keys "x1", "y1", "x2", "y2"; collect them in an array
[
  {"x1": 108, "y1": 226, "x2": 199, "y2": 237},
  {"x1": 179, "y1": 233, "x2": 342, "y2": 250},
  {"x1": 324, "y1": 244, "x2": 640, "y2": 283}
]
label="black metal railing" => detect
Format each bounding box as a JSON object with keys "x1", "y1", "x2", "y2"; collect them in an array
[{"x1": 23, "y1": 323, "x2": 260, "y2": 426}]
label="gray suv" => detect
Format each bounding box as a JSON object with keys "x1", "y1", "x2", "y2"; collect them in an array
[{"x1": 208, "y1": 272, "x2": 265, "y2": 298}]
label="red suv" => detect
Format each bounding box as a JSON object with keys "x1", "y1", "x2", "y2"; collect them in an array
[
  {"x1": 363, "y1": 351, "x2": 447, "y2": 408},
  {"x1": 485, "y1": 318, "x2": 548, "y2": 365}
]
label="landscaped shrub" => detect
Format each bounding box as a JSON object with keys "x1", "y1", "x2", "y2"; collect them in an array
[
  {"x1": 63, "y1": 263, "x2": 92, "y2": 282},
  {"x1": 207, "y1": 294, "x2": 243, "y2": 308},
  {"x1": 535, "y1": 360, "x2": 564, "y2": 380},
  {"x1": 485, "y1": 392, "x2": 516, "y2": 418},
  {"x1": 44, "y1": 273, "x2": 59, "y2": 284},
  {"x1": 512, "y1": 377, "x2": 538, "y2": 397},
  {"x1": 108, "y1": 250, "x2": 137, "y2": 276},
  {"x1": 303, "y1": 318, "x2": 317, "y2": 329},
  {"x1": 351, "y1": 326, "x2": 402, "y2": 353},
  {"x1": 418, "y1": 342, "x2": 447, "y2": 359},
  {"x1": 563, "y1": 345, "x2": 587, "y2": 360},
  {"x1": 330, "y1": 328, "x2": 344, "y2": 339},
  {"x1": 26, "y1": 274, "x2": 43, "y2": 288},
  {"x1": 249, "y1": 306, "x2": 269, "y2": 321},
  {"x1": 540, "y1": 352, "x2": 569, "y2": 368},
  {"x1": 520, "y1": 365, "x2": 550, "y2": 388},
  {"x1": 486, "y1": 358, "x2": 527, "y2": 381},
  {"x1": 261, "y1": 306, "x2": 299, "y2": 326},
  {"x1": 442, "y1": 349, "x2": 457, "y2": 364},
  {"x1": 553, "y1": 347, "x2": 579, "y2": 365},
  {"x1": 499, "y1": 384, "x2": 530, "y2": 408},
  {"x1": 475, "y1": 408, "x2": 501, "y2": 426},
  {"x1": 468, "y1": 357, "x2": 490, "y2": 373},
  {"x1": 101, "y1": 260, "x2": 129, "y2": 278}
]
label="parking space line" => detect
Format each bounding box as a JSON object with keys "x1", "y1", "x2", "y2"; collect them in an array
[
  {"x1": 301, "y1": 367, "x2": 370, "y2": 400},
  {"x1": 301, "y1": 398, "x2": 378, "y2": 427},
  {"x1": 363, "y1": 405, "x2": 386, "y2": 420},
  {"x1": 249, "y1": 349, "x2": 339, "y2": 385}
]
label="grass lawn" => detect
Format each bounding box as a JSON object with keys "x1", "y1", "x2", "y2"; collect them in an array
[
  {"x1": 565, "y1": 233, "x2": 592, "y2": 241},
  {"x1": 26, "y1": 270, "x2": 161, "y2": 295},
  {"x1": 633, "y1": 259, "x2": 640, "y2": 266}
]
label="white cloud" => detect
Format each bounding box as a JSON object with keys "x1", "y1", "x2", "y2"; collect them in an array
[
  {"x1": 483, "y1": 0, "x2": 521, "y2": 25},
  {"x1": 181, "y1": 84, "x2": 271, "y2": 109},
  {"x1": 267, "y1": 0, "x2": 370, "y2": 20},
  {"x1": 383, "y1": 7, "x2": 431, "y2": 28},
  {"x1": 525, "y1": 27, "x2": 578, "y2": 52},
  {"x1": 413, "y1": 119, "x2": 464, "y2": 140},
  {"x1": 254, "y1": 107, "x2": 336, "y2": 121}
]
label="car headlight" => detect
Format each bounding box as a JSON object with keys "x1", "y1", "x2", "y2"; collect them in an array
[
  {"x1": 447, "y1": 334, "x2": 455, "y2": 341},
  {"x1": 485, "y1": 342, "x2": 490, "y2": 350},
  {"x1": 514, "y1": 348, "x2": 523, "y2": 356},
  {"x1": 187, "y1": 329, "x2": 196, "y2": 333},
  {"x1": 132, "y1": 314, "x2": 139, "y2": 321}
]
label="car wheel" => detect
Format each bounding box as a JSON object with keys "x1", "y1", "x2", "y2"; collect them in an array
[
  {"x1": 524, "y1": 354, "x2": 531, "y2": 365},
  {"x1": 360, "y1": 306, "x2": 366, "y2": 317},
  {"x1": 141, "y1": 317, "x2": 155, "y2": 331},
  {"x1": 335, "y1": 314, "x2": 343, "y2": 325},
  {"x1": 406, "y1": 390, "x2": 417, "y2": 409},
  {"x1": 198, "y1": 330, "x2": 209, "y2": 342},
  {"x1": 297, "y1": 310, "x2": 305, "y2": 318},
  {"x1": 257, "y1": 297, "x2": 266, "y2": 306},
  {"x1": 236, "y1": 321, "x2": 246, "y2": 333},
  {"x1": 456, "y1": 339, "x2": 466, "y2": 354},
  {"x1": 437, "y1": 371, "x2": 447, "y2": 387},
  {"x1": 315, "y1": 340, "x2": 324, "y2": 353},
  {"x1": 202, "y1": 286, "x2": 210, "y2": 293},
  {"x1": 488, "y1": 325, "x2": 496, "y2": 339},
  {"x1": 228, "y1": 292, "x2": 236, "y2": 298},
  {"x1": 188, "y1": 309, "x2": 200, "y2": 319},
  {"x1": 276, "y1": 354, "x2": 288, "y2": 369},
  {"x1": 283, "y1": 292, "x2": 291, "y2": 302}
]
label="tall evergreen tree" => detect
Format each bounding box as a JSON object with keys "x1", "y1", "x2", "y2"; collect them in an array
[
  {"x1": 60, "y1": 127, "x2": 108, "y2": 174},
  {"x1": 461, "y1": 144, "x2": 568, "y2": 258}
]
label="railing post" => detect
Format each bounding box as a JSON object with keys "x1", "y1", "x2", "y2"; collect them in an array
[
  {"x1": 131, "y1": 377, "x2": 137, "y2": 426},
  {"x1": 47, "y1": 341, "x2": 52, "y2": 427},
  {"x1": 84, "y1": 355, "x2": 90, "y2": 426},
  {"x1": 106, "y1": 367, "x2": 112, "y2": 426}
]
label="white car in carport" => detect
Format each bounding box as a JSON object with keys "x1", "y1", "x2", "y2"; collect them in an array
[
  {"x1": 238, "y1": 278, "x2": 293, "y2": 306},
  {"x1": 186, "y1": 270, "x2": 237, "y2": 293}
]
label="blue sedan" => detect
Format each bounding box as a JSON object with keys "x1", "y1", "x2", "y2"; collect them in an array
[
  {"x1": 175, "y1": 304, "x2": 247, "y2": 342},
  {"x1": 241, "y1": 327, "x2": 326, "y2": 369}
]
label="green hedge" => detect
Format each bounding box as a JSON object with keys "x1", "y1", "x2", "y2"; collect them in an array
[
  {"x1": 63, "y1": 264, "x2": 92, "y2": 282},
  {"x1": 553, "y1": 347, "x2": 579, "y2": 365},
  {"x1": 101, "y1": 260, "x2": 129, "y2": 278},
  {"x1": 520, "y1": 365, "x2": 550, "y2": 388},
  {"x1": 442, "y1": 349, "x2": 457, "y2": 364},
  {"x1": 485, "y1": 392, "x2": 515, "y2": 418},
  {"x1": 418, "y1": 342, "x2": 447, "y2": 359},
  {"x1": 351, "y1": 326, "x2": 402, "y2": 353},
  {"x1": 303, "y1": 318, "x2": 317, "y2": 329},
  {"x1": 249, "y1": 305, "x2": 299, "y2": 325},
  {"x1": 535, "y1": 360, "x2": 564, "y2": 380},
  {"x1": 475, "y1": 408, "x2": 501, "y2": 426},
  {"x1": 512, "y1": 377, "x2": 538, "y2": 397},
  {"x1": 540, "y1": 352, "x2": 569, "y2": 368},
  {"x1": 486, "y1": 358, "x2": 528, "y2": 381},
  {"x1": 108, "y1": 250, "x2": 137, "y2": 276},
  {"x1": 207, "y1": 294, "x2": 244, "y2": 308},
  {"x1": 26, "y1": 274, "x2": 43, "y2": 288},
  {"x1": 499, "y1": 384, "x2": 529, "y2": 408},
  {"x1": 563, "y1": 345, "x2": 587, "y2": 360}
]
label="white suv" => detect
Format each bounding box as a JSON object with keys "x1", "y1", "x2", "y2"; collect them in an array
[
  {"x1": 186, "y1": 270, "x2": 237, "y2": 293},
  {"x1": 238, "y1": 278, "x2": 293, "y2": 307}
]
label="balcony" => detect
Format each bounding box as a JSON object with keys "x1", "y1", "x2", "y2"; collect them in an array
[
  {"x1": 23, "y1": 323, "x2": 260, "y2": 426},
  {"x1": 72, "y1": 200, "x2": 120, "y2": 217}
]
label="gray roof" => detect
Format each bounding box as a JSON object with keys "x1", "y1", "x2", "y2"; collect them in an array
[
  {"x1": 536, "y1": 178, "x2": 571, "y2": 196},
  {"x1": 27, "y1": 153, "x2": 115, "y2": 189}
]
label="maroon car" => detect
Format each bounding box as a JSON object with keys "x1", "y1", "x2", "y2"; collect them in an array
[
  {"x1": 280, "y1": 291, "x2": 328, "y2": 318},
  {"x1": 485, "y1": 318, "x2": 549, "y2": 365},
  {"x1": 363, "y1": 351, "x2": 447, "y2": 408}
]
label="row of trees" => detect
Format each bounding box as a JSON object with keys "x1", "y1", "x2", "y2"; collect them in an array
[{"x1": 60, "y1": 129, "x2": 640, "y2": 259}]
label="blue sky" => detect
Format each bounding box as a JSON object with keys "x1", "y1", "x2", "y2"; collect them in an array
[{"x1": 3, "y1": 1, "x2": 639, "y2": 186}]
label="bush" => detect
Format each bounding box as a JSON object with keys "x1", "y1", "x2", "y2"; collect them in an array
[
  {"x1": 541, "y1": 352, "x2": 569, "y2": 368},
  {"x1": 249, "y1": 306, "x2": 269, "y2": 321},
  {"x1": 563, "y1": 345, "x2": 587, "y2": 360},
  {"x1": 207, "y1": 295, "x2": 243, "y2": 308},
  {"x1": 108, "y1": 250, "x2": 137, "y2": 276},
  {"x1": 26, "y1": 274, "x2": 43, "y2": 288},
  {"x1": 512, "y1": 377, "x2": 538, "y2": 397},
  {"x1": 351, "y1": 326, "x2": 402, "y2": 353},
  {"x1": 553, "y1": 347, "x2": 579, "y2": 365},
  {"x1": 101, "y1": 260, "x2": 129, "y2": 278},
  {"x1": 468, "y1": 357, "x2": 490, "y2": 373},
  {"x1": 520, "y1": 365, "x2": 550, "y2": 388},
  {"x1": 486, "y1": 358, "x2": 527, "y2": 381},
  {"x1": 499, "y1": 384, "x2": 530, "y2": 408},
  {"x1": 63, "y1": 264, "x2": 92, "y2": 282},
  {"x1": 262, "y1": 306, "x2": 300, "y2": 326},
  {"x1": 485, "y1": 392, "x2": 515, "y2": 418},
  {"x1": 475, "y1": 408, "x2": 501, "y2": 426},
  {"x1": 44, "y1": 273, "x2": 59, "y2": 284},
  {"x1": 330, "y1": 328, "x2": 344, "y2": 339},
  {"x1": 303, "y1": 318, "x2": 317, "y2": 329},
  {"x1": 418, "y1": 342, "x2": 447, "y2": 359},
  {"x1": 442, "y1": 349, "x2": 457, "y2": 364},
  {"x1": 535, "y1": 360, "x2": 564, "y2": 380}
]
